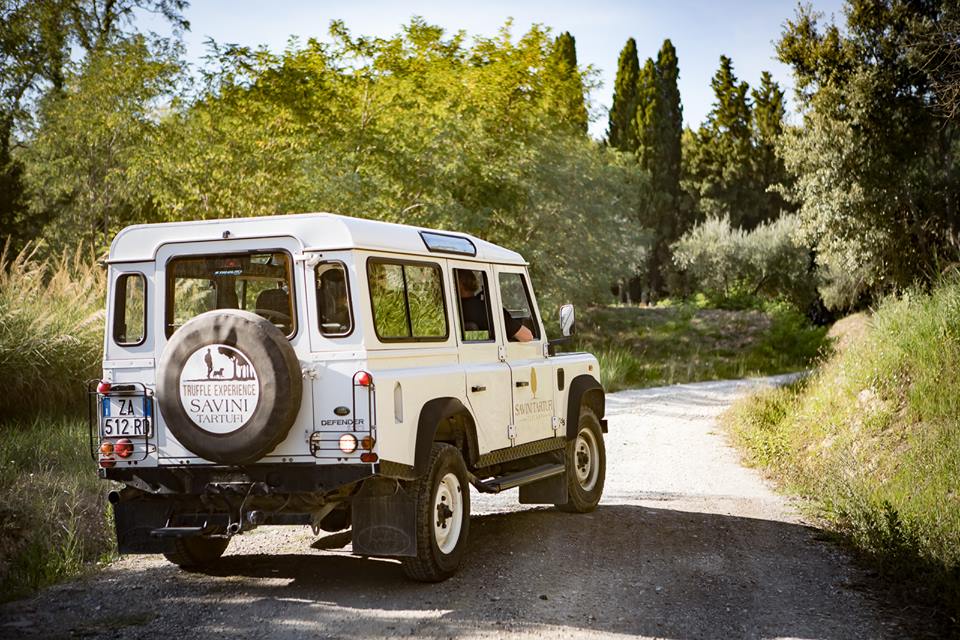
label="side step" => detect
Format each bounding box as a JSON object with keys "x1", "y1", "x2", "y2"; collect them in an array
[{"x1": 471, "y1": 463, "x2": 565, "y2": 494}]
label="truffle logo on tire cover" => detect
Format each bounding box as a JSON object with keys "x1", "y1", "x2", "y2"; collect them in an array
[{"x1": 178, "y1": 344, "x2": 260, "y2": 434}]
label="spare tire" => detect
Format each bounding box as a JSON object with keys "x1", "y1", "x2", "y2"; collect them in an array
[{"x1": 157, "y1": 310, "x2": 302, "y2": 465}]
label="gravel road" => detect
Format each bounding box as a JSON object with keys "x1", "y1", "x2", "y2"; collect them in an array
[{"x1": 1, "y1": 376, "x2": 908, "y2": 639}]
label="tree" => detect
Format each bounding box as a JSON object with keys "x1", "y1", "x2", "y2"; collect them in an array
[
  {"x1": 0, "y1": 0, "x2": 189, "y2": 249},
  {"x1": 633, "y1": 40, "x2": 685, "y2": 297},
  {"x1": 606, "y1": 38, "x2": 639, "y2": 152},
  {"x1": 23, "y1": 36, "x2": 185, "y2": 250},
  {"x1": 142, "y1": 20, "x2": 646, "y2": 307},
  {"x1": 544, "y1": 30, "x2": 588, "y2": 134},
  {"x1": 751, "y1": 71, "x2": 792, "y2": 219},
  {"x1": 777, "y1": 1, "x2": 960, "y2": 305}
]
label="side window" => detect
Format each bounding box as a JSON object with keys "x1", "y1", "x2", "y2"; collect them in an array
[
  {"x1": 498, "y1": 272, "x2": 541, "y2": 341},
  {"x1": 114, "y1": 273, "x2": 146, "y2": 346},
  {"x1": 368, "y1": 259, "x2": 447, "y2": 341},
  {"x1": 316, "y1": 262, "x2": 352, "y2": 336},
  {"x1": 454, "y1": 268, "x2": 495, "y2": 342}
]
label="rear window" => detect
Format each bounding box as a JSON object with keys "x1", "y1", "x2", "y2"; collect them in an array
[{"x1": 165, "y1": 251, "x2": 295, "y2": 337}]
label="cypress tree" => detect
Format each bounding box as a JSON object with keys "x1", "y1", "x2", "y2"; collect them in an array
[
  {"x1": 607, "y1": 38, "x2": 640, "y2": 151},
  {"x1": 655, "y1": 39, "x2": 682, "y2": 207},
  {"x1": 687, "y1": 55, "x2": 757, "y2": 228},
  {"x1": 635, "y1": 41, "x2": 686, "y2": 297},
  {"x1": 546, "y1": 31, "x2": 588, "y2": 134},
  {"x1": 635, "y1": 58, "x2": 659, "y2": 170},
  {"x1": 751, "y1": 71, "x2": 791, "y2": 221}
]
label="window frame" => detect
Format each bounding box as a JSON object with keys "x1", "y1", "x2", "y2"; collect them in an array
[
  {"x1": 163, "y1": 248, "x2": 298, "y2": 340},
  {"x1": 366, "y1": 256, "x2": 449, "y2": 343},
  {"x1": 498, "y1": 270, "x2": 542, "y2": 341},
  {"x1": 113, "y1": 272, "x2": 147, "y2": 347},
  {"x1": 315, "y1": 260, "x2": 354, "y2": 338},
  {"x1": 453, "y1": 267, "x2": 496, "y2": 344}
]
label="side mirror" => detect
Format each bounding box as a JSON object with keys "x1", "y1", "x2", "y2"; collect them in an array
[{"x1": 559, "y1": 304, "x2": 575, "y2": 337}]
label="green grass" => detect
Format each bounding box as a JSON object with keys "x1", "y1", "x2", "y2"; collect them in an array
[
  {"x1": 724, "y1": 282, "x2": 960, "y2": 630},
  {"x1": 0, "y1": 244, "x2": 104, "y2": 415},
  {"x1": 0, "y1": 416, "x2": 115, "y2": 602},
  {"x1": 568, "y1": 301, "x2": 828, "y2": 391}
]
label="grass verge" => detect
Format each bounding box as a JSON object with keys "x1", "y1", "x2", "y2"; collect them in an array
[
  {"x1": 0, "y1": 416, "x2": 114, "y2": 602},
  {"x1": 569, "y1": 301, "x2": 828, "y2": 391},
  {"x1": 724, "y1": 283, "x2": 960, "y2": 631}
]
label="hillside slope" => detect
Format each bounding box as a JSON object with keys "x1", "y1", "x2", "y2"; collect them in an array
[{"x1": 725, "y1": 284, "x2": 960, "y2": 631}]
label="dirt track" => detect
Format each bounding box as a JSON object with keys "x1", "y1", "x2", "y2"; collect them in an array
[{"x1": 0, "y1": 377, "x2": 909, "y2": 639}]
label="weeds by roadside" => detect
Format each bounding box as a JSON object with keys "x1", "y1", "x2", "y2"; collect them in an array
[
  {"x1": 0, "y1": 244, "x2": 104, "y2": 415},
  {"x1": 0, "y1": 416, "x2": 114, "y2": 602},
  {"x1": 724, "y1": 283, "x2": 960, "y2": 632}
]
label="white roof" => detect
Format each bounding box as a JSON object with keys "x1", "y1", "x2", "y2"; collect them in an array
[{"x1": 108, "y1": 212, "x2": 525, "y2": 265}]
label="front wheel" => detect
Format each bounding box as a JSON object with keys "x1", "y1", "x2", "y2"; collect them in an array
[
  {"x1": 402, "y1": 443, "x2": 471, "y2": 582},
  {"x1": 557, "y1": 407, "x2": 606, "y2": 513}
]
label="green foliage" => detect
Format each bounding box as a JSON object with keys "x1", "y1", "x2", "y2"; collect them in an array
[
  {"x1": 0, "y1": 243, "x2": 104, "y2": 415},
  {"x1": 626, "y1": 40, "x2": 687, "y2": 297},
  {"x1": 777, "y1": 1, "x2": 960, "y2": 304},
  {"x1": 684, "y1": 55, "x2": 783, "y2": 230},
  {"x1": 545, "y1": 31, "x2": 588, "y2": 134},
  {"x1": 0, "y1": 416, "x2": 114, "y2": 602},
  {"x1": 672, "y1": 214, "x2": 818, "y2": 310},
  {"x1": 22, "y1": 35, "x2": 185, "y2": 251},
  {"x1": 138, "y1": 21, "x2": 643, "y2": 309},
  {"x1": 606, "y1": 38, "x2": 639, "y2": 152},
  {"x1": 0, "y1": 1, "x2": 189, "y2": 250},
  {"x1": 726, "y1": 280, "x2": 960, "y2": 625},
  {"x1": 571, "y1": 302, "x2": 826, "y2": 391}
]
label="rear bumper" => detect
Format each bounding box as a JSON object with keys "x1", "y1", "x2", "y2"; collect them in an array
[
  {"x1": 103, "y1": 462, "x2": 374, "y2": 495},
  {"x1": 107, "y1": 463, "x2": 376, "y2": 554}
]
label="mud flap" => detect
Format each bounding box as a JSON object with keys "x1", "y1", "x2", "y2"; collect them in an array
[
  {"x1": 113, "y1": 497, "x2": 175, "y2": 554},
  {"x1": 519, "y1": 471, "x2": 568, "y2": 505},
  {"x1": 351, "y1": 477, "x2": 417, "y2": 557}
]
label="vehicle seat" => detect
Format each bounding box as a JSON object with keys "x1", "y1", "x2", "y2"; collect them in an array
[{"x1": 255, "y1": 288, "x2": 290, "y2": 331}]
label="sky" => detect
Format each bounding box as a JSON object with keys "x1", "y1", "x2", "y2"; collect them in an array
[{"x1": 141, "y1": 0, "x2": 848, "y2": 139}]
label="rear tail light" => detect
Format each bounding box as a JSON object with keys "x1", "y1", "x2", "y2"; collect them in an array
[
  {"x1": 99, "y1": 441, "x2": 114, "y2": 455},
  {"x1": 361, "y1": 436, "x2": 375, "y2": 450},
  {"x1": 360, "y1": 452, "x2": 378, "y2": 463},
  {"x1": 115, "y1": 438, "x2": 133, "y2": 458},
  {"x1": 97, "y1": 380, "x2": 111, "y2": 394},
  {"x1": 354, "y1": 371, "x2": 372, "y2": 387}
]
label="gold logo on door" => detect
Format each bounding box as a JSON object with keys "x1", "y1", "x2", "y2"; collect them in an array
[{"x1": 530, "y1": 368, "x2": 538, "y2": 397}]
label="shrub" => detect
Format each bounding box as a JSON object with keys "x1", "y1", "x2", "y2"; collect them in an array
[{"x1": 672, "y1": 214, "x2": 818, "y2": 310}]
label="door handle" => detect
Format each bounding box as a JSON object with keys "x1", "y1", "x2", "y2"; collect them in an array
[
  {"x1": 471, "y1": 385, "x2": 487, "y2": 393},
  {"x1": 515, "y1": 380, "x2": 529, "y2": 388}
]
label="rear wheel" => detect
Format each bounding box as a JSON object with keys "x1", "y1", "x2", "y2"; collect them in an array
[
  {"x1": 402, "y1": 443, "x2": 470, "y2": 582},
  {"x1": 163, "y1": 536, "x2": 229, "y2": 569},
  {"x1": 557, "y1": 407, "x2": 606, "y2": 513}
]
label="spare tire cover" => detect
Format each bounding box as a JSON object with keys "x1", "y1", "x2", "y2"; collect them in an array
[{"x1": 157, "y1": 309, "x2": 302, "y2": 465}]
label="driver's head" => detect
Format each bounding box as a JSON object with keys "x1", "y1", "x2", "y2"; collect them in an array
[{"x1": 456, "y1": 270, "x2": 479, "y2": 298}]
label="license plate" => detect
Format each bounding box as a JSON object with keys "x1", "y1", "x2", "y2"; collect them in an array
[{"x1": 100, "y1": 396, "x2": 152, "y2": 437}]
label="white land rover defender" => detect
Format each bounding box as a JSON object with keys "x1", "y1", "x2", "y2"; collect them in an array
[{"x1": 93, "y1": 212, "x2": 606, "y2": 581}]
